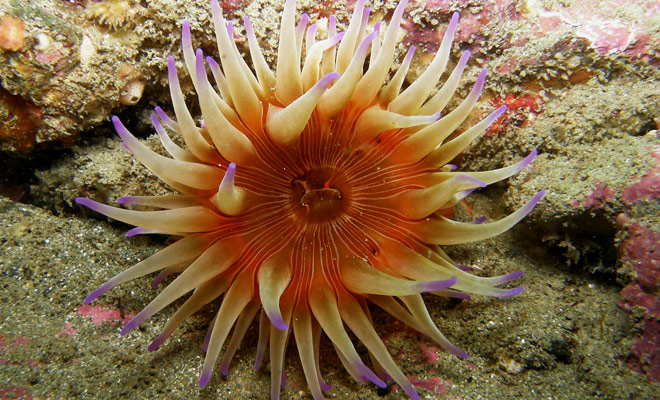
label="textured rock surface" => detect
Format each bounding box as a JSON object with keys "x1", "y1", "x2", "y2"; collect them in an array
[{"x1": 1, "y1": 0, "x2": 659, "y2": 398}]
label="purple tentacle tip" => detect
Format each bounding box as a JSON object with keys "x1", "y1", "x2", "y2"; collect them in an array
[
  {"x1": 152, "y1": 270, "x2": 168, "y2": 288},
  {"x1": 120, "y1": 316, "x2": 142, "y2": 336},
  {"x1": 452, "y1": 291, "x2": 471, "y2": 300},
  {"x1": 471, "y1": 216, "x2": 487, "y2": 224},
  {"x1": 424, "y1": 276, "x2": 458, "y2": 292},
  {"x1": 493, "y1": 104, "x2": 508, "y2": 118},
  {"x1": 148, "y1": 334, "x2": 165, "y2": 352},
  {"x1": 520, "y1": 190, "x2": 546, "y2": 216},
  {"x1": 406, "y1": 387, "x2": 421, "y2": 400},
  {"x1": 318, "y1": 72, "x2": 340, "y2": 88},
  {"x1": 182, "y1": 20, "x2": 190, "y2": 42},
  {"x1": 84, "y1": 282, "x2": 112, "y2": 304},
  {"x1": 524, "y1": 149, "x2": 538, "y2": 165},
  {"x1": 536, "y1": 190, "x2": 547, "y2": 200},
  {"x1": 199, "y1": 370, "x2": 212, "y2": 387},
  {"x1": 501, "y1": 286, "x2": 525, "y2": 298},
  {"x1": 75, "y1": 197, "x2": 102, "y2": 213},
  {"x1": 454, "y1": 348, "x2": 469, "y2": 359},
  {"x1": 450, "y1": 11, "x2": 460, "y2": 25},
  {"x1": 254, "y1": 354, "x2": 263, "y2": 371},
  {"x1": 273, "y1": 320, "x2": 289, "y2": 331},
  {"x1": 269, "y1": 314, "x2": 289, "y2": 331},
  {"x1": 320, "y1": 382, "x2": 332, "y2": 391},
  {"x1": 503, "y1": 270, "x2": 524, "y2": 283},
  {"x1": 82, "y1": 293, "x2": 96, "y2": 305},
  {"x1": 203, "y1": 325, "x2": 213, "y2": 352},
  {"x1": 355, "y1": 362, "x2": 386, "y2": 388},
  {"x1": 126, "y1": 227, "x2": 142, "y2": 237},
  {"x1": 459, "y1": 49, "x2": 471, "y2": 65}
]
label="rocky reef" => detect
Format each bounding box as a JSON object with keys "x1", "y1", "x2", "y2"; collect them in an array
[{"x1": 0, "y1": 0, "x2": 658, "y2": 398}]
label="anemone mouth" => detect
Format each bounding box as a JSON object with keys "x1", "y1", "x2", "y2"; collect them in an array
[
  {"x1": 291, "y1": 166, "x2": 346, "y2": 221},
  {"x1": 75, "y1": 0, "x2": 546, "y2": 399}
]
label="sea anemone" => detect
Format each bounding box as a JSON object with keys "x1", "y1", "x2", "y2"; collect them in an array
[{"x1": 76, "y1": 0, "x2": 544, "y2": 398}]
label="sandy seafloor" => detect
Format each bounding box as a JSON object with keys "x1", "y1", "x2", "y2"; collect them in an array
[{"x1": 1, "y1": 0, "x2": 660, "y2": 399}]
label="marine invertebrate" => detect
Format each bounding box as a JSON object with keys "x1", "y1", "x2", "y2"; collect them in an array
[
  {"x1": 0, "y1": 16, "x2": 25, "y2": 52},
  {"x1": 119, "y1": 78, "x2": 144, "y2": 105},
  {"x1": 85, "y1": 0, "x2": 145, "y2": 30},
  {"x1": 76, "y1": 0, "x2": 544, "y2": 398}
]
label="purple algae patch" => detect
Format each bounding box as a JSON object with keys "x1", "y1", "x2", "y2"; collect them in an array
[{"x1": 617, "y1": 222, "x2": 660, "y2": 382}]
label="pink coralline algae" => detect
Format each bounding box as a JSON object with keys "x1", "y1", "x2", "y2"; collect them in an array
[
  {"x1": 403, "y1": 0, "x2": 523, "y2": 56},
  {"x1": 619, "y1": 282, "x2": 660, "y2": 382},
  {"x1": 0, "y1": 386, "x2": 33, "y2": 400},
  {"x1": 569, "y1": 182, "x2": 615, "y2": 209},
  {"x1": 623, "y1": 147, "x2": 660, "y2": 205},
  {"x1": 77, "y1": 304, "x2": 134, "y2": 326},
  {"x1": 569, "y1": 145, "x2": 659, "y2": 381},
  {"x1": 536, "y1": 0, "x2": 659, "y2": 61},
  {"x1": 407, "y1": 376, "x2": 452, "y2": 395},
  {"x1": 55, "y1": 323, "x2": 78, "y2": 338},
  {"x1": 618, "y1": 223, "x2": 660, "y2": 382},
  {"x1": 620, "y1": 224, "x2": 660, "y2": 293}
]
